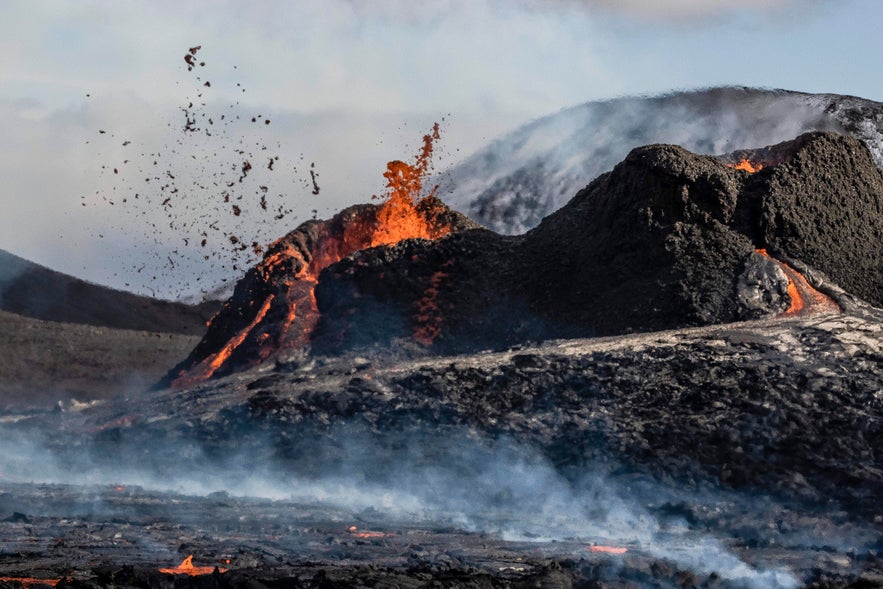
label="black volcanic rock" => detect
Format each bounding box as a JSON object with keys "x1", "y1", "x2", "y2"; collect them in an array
[
  {"x1": 313, "y1": 132, "x2": 883, "y2": 355},
  {"x1": 0, "y1": 249, "x2": 219, "y2": 335},
  {"x1": 753, "y1": 133, "x2": 883, "y2": 304},
  {"x1": 164, "y1": 197, "x2": 479, "y2": 385},
  {"x1": 440, "y1": 87, "x2": 883, "y2": 234}
]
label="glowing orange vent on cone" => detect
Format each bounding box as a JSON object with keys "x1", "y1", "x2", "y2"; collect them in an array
[
  {"x1": 728, "y1": 159, "x2": 763, "y2": 173},
  {"x1": 159, "y1": 554, "x2": 227, "y2": 576}
]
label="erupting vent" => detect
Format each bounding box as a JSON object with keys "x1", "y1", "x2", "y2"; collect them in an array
[
  {"x1": 168, "y1": 124, "x2": 478, "y2": 386},
  {"x1": 159, "y1": 555, "x2": 227, "y2": 576},
  {"x1": 727, "y1": 158, "x2": 764, "y2": 173}
]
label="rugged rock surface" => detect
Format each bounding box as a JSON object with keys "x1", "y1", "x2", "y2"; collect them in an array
[
  {"x1": 65, "y1": 303, "x2": 883, "y2": 518},
  {"x1": 438, "y1": 87, "x2": 883, "y2": 234},
  {"x1": 5, "y1": 297, "x2": 880, "y2": 587},
  {"x1": 314, "y1": 132, "x2": 883, "y2": 355},
  {"x1": 164, "y1": 198, "x2": 479, "y2": 385}
]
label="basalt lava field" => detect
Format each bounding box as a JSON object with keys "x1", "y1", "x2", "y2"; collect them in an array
[{"x1": 1, "y1": 131, "x2": 882, "y2": 589}]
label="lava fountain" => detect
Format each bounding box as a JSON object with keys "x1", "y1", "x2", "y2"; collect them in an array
[
  {"x1": 169, "y1": 123, "x2": 477, "y2": 386},
  {"x1": 159, "y1": 555, "x2": 227, "y2": 576}
]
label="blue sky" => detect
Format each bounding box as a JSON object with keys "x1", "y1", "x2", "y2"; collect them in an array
[{"x1": 1, "y1": 0, "x2": 881, "y2": 299}]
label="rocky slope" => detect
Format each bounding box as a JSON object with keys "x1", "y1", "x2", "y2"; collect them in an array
[
  {"x1": 314, "y1": 132, "x2": 883, "y2": 355},
  {"x1": 0, "y1": 309, "x2": 199, "y2": 411},
  {"x1": 63, "y1": 301, "x2": 883, "y2": 518},
  {"x1": 438, "y1": 87, "x2": 883, "y2": 234},
  {"x1": 8, "y1": 294, "x2": 879, "y2": 587},
  {"x1": 0, "y1": 249, "x2": 219, "y2": 336}
]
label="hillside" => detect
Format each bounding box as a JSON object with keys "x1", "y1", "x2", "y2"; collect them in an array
[
  {"x1": 439, "y1": 87, "x2": 883, "y2": 234},
  {"x1": 0, "y1": 249, "x2": 219, "y2": 336},
  {"x1": 0, "y1": 309, "x2": 199, "y2": 411}
]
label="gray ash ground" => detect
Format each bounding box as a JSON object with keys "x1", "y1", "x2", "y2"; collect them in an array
[{"x1": 2, "y1": 296, "x2": 882, "y2": 588}]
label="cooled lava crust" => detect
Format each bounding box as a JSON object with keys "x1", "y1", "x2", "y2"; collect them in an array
[
  {"x1": 315, "y1": 131, "x2": 882, "y2": 354},
  {"x1": 166, "y1": 131, "x2": 883, "y2": 380}
]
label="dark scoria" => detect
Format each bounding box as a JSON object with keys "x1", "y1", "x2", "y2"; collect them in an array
[
  {"x1": 11, "y1": 294, "x2": 881, "y2": 587},
  {"x1": 313, "y1": 131, "x2": 883, "y2": 356},
  {"x1": 169, "y1": 131, "x2": 883, "y2": 378},
  {"x1": 164, "y1": 197, "x2": 479, "y2": 385},
  {"x1": 73, "y1": 297, "x2": 883, "y2": 518}
]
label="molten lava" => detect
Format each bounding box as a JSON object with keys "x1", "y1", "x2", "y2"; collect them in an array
[
  {"x1": 755, "y1": 249, "x2": 839, "y2": 316},
  {"x1": 159, "y1": 554, "x2": 226, "y2": 576},
  {"x1": 729, "y1": 158, "x2": 764, "y2": 173},
  {"x1": 347, "y1": 525, "x2": 393, "y2": 539},
  {"x1": 413, "y1": 269, "x2": 448, "y2": 346},
  {"x1": 170, "y1": 122, "x2": 462, "y2": 386},
  {"x1": 300, "y1": 122, "x2": 449, "y2": 280},
  {"x1": 588, "y1": 546, "x2": 628, "y2": 555},
  {"x1": 172, "y1": 294, "x2": 275, "y2": 387},
  {"x1": 0, "y1": 578, "x2": 61, "y2": 588}
]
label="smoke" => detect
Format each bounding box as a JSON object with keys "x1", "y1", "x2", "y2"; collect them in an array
[{"x1": 0, "y1": 420, "x2": 831, "y2": 588}]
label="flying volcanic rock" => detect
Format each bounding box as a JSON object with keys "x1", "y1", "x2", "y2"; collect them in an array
[
  {"x1": 166, "y1": 131, "x2": 882, "y2": 382},
  {"x1": 438, "y1": 87, "x2": 883, "y2": 234}
]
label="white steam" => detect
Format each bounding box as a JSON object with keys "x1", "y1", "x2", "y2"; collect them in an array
[
  {"x1": 439, "y1": 88, "x2": 883, "y2": 234},
  {"x1": 0, "y1": 423, "x2": 803, "y2": 588}
]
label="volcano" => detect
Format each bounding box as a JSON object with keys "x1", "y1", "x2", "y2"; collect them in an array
[
  {"x1": 167, "y1": 131, "x2": 883, "y2": 381},
  {"x1": 4, "y1": 131, "x2": 883, "y2": 589},
  {"x1": 438, "y1": 87, "x2": 883, "y2": 234}
]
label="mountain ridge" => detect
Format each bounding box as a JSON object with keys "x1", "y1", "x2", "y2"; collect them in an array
[
  {"x1": 0, "y1": 248, "x2": 220, "y2": 335},
  {"x1": 438, "y1": 87, "x2": 883, "y2": 234}
]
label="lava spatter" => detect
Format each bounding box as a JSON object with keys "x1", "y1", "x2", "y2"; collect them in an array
[
  {"x1": 85, "y1": 45, "x2": 315, "y2": 299},
  {"x1": 167, "y1": 123, "x2": 477, "y2": 386}
]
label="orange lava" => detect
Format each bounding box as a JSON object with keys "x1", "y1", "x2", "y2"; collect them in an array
[
  {"x1": 728, "y1": 158, "x2": 763, "y2": 173},
  {"x1": 755, "y1": 249, "x2": 839, "y2": 316},
  {"x1": 588, "y1": 546, "x2": 628, "y2": 554},
  {"x1": 300, "y1": 122, "x2": 449, "y2": 280},
  {"x1": 0, "y1": 578, "x2": 60, "y2": 588},
  {"x1": 159, "y1": 555, "x2": 227, "y2": 576},
  {"x1": 172, "y1": 294, "x2": 275, "y2": 386},
  {"x1": 348, "y1": 525, "x2": 392, "y2": 538},
  {"x1": 175, "y1": 123, "x2": 456, "y2": 387}
]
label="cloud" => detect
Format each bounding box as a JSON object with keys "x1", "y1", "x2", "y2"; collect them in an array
[{"x1": 550, "y1": 0, "x2": 824, "y2": 21}]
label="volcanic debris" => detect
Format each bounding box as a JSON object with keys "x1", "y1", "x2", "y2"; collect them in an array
[{"x1": 167, "y1": 132, "x2": 883, "y2": 381}]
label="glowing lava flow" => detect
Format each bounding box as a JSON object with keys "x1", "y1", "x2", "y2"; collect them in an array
[
  {"x1": 728, "y1": 158, "x2": 764, "y2": 173},
  {"x1": 0, "y1": 578, "x2": 61, "y2": 588},
  {"x1": 755, "y1": 249, "x2": 840, "y2": 316},
  {"x1": 159, "y1": 554, "x2": 227, "y2": 576},
  {"x1": 413, "y1": 269, "x2": 448, "y2": 345},
  {"x1": 348, "y1": 525, "x2": 393, "y2": 539},
  {"x1": 172, "y1": 294, "x2": 275, "y2": 387},
  {"x1": 588, "y1": 546, "x2": 628, "y2": 555}
]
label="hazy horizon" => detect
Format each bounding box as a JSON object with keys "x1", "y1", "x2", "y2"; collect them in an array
[{"x1": 3, "y1": 0, "x2": 882, "y2": 300}]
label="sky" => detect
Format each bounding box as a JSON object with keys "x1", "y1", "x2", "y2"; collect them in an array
[{"x1": 1, "y1": 0, "x2": 882, "y2": 300}]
